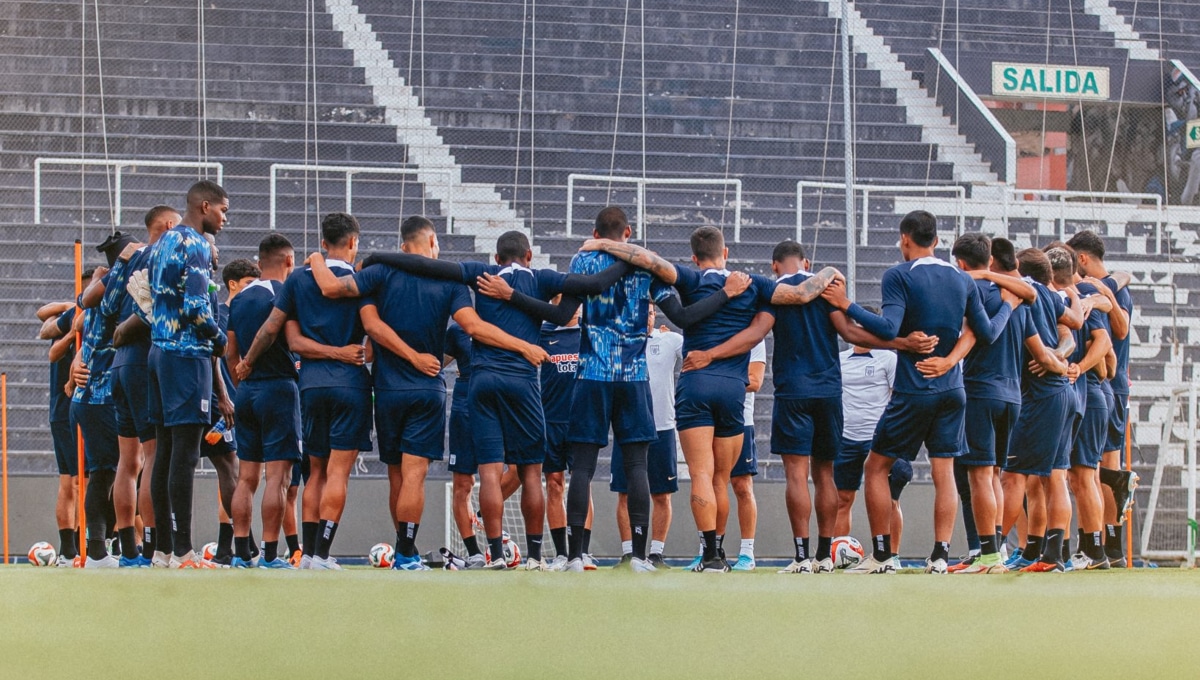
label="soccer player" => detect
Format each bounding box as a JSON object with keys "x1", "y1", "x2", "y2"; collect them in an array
[
  {"x1": 441, "y1": 320, "x2": 488, "y2": 568},
  {"x1": 227, "y1": 236, "x2": 301, "y2": 569},
  {"x1": 308, "y1": 217, "x2": 554, "y2": 570},
  {"x1": 612, "y1": 302, "x2": 681, "y2": 569},
  {"x1": 934, "y1": 233, "x2": 1036, "y2": 574},
  {"x1": 724, "y1": 340, "x2": 765, "y2": 571},
  {"x1": 146, "y1": 180, "x2": 229, "y2": 568},
  {"x1": 1066, "y1": 230, "x2": 1138, "y2": 566},
  {"x1": 586, "y1": 228, "x2": 845, "y2": 573},
  {"x1": 238, "y1": 213, "x2": 370, "y2": 569},
  {"x1": 38, "y1": 294, "x2": 80, "y2": 566},
  {"x1": 821, "y1": 211, "x2": 1020, "y2": 574}
]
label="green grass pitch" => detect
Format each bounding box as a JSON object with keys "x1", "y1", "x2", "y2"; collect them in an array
[{"x1": 3, "y1": 567, "x2": 1195, "y2": 678}]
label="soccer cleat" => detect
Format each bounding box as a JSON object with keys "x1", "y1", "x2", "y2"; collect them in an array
[
  {"x1": 298, "y1": 554, "x2": 313, "y2": 570},
  {"x1": 1112, "y1": 470, "x2": 1140, "y2": 522},
  {"x1": 630, "y1": 557, "x2": 657, "y2": 573},
  {"x1": 956, "y1": 554, "x2": 1008, "y2": 574},
  {"x1": 209, "y1": 554, "x2": 233, "y2": 568},
  {"x1": 523, "y1": 558, "x2": 547, "y2": 571},
  {"x1": 546, "y1": 555, "x2": 570, "y2": 572},
  {"x1": 582, "y1": 554, "x2": 599, "y2": 571},
  {"x1": 924, "y1": 558, "x2": 948, "y2": 574},
  {"x1": 845, "y1": 556, "x2": 896, "y2": 574},
  {"x1": 85, "y1": 554, "x2": 120, "y2": 569},
  {"x1": 684, "y1": 555, "x2": 703, "y2": 571},
  {"x1": 613, "y1": 554, "x2": 633, "y2": 570},
  {"x1": 813, "y1": 558, "x2": 835, "y2": 574},
  {"x1": 310, "y1": 556, "x2": 342, "y2": 571},
  {"x1": 118, "y1": 555, "x2": 151, "y2": 568},
  {"x1": 564, "y1": 557, "x2": 585, "y2": 573},
  {"x1": 1004, "y1": 550, "x2": 1034, "y2": 571},
  {"x1": 731, "y1": 555, "x2": 756, "y2": 572},
  {"x1": 1108, "y1": 555, "x2": 1127, "y2": 569},
  {"x1": 289, "y1": 550, "x2": 303, "y2": 567},
  {"x1": 392, "y1": 553, "x2": 431, "y2": 571},
  {"x1": 890, "y1": 556, "x2": 902, "y2": 571},
  {"x1": 230, "y1": 557, "x2": 256, "y2": 569},
  {"x1": 72, "y1": 556, "x2": 84, "y2": 568},
  {"x1": 1019, "y1": 560, "x2": 1064, "y2": 573},
  {"x1": 777, "y1": 559, "x2": 813, "y2": 574},
  {"x1": 692, "y1": 557, "x2": 730, "y2": 573},
  {"x1": 947, "y1": 555, "x2": 979, "y2": 573},
  {"x1": 54, "y1": 555, "x2": 75, "y2": 568},
  {"x1": 647, "y1": 553, "x2": 669, "y2": 569},
  {"x1": 485, "y1": 556, "x2": 509, "y2": 570},
  {"x1": 151, "y1": 551, "x2": 172, "y2": 568},
  {"x1": 258, "y1": 558, "x2": 295, "y2": 569},
  {"x1": 1069, "y1": 552, "x2": 1110, "y2": 571},
  {"x1": 464, "y1": 554, "x2": 487, "y2": 570}
]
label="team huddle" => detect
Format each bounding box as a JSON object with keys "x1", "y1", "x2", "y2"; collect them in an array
[{"x1": 36, "y1": 179, "x2": 1138, "y2": 573}]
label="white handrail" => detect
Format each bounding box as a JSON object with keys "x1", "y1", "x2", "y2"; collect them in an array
[
  {"x1": 34, "y1": 157, "x2": 223, "y2": 226},
  {"x1": 268, "y1": 164, "x2": 454, "y2": 231},
  {"x1": 1002, "y1": 188, "x2": 1164, "y2": 253},
  {"x1": 927, "y1": 48, "x2": 1017, "y2": 185},
  {"x1": 565, "y1": 174, "x2": 743, "y2": 242},
  {"x1": 796, "y1": 181, "x2": 967, "y2": 246}
]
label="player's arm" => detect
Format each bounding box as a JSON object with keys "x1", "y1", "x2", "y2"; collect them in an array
[
  {"x1": 682, "y1": 311, "x2": 774, "y2": 372},
  {"x1": 1053, "y1": 323, "x2": 1076, "y2": 360},
  {"x1": 1109, "y1": 270, "x2": 1132, "y2": 290},
  {"x1": 657, "y1": 273, "x2": 749, "y2": 328},
  {"x1": 823, "y1": 277, "x2": 905, "y2": 340},
  {"x1": 38, "y1": 313, "x2": 68, "y2": 340},
  {"x1": 307, "y1": 252, "x2": 363, "y2": 298},
  {"x1": 236, "y1": 307, "x2": 288, "y2": 380},
  {"x1": 966, "y1": 269, "x2": 1036, "y2": 303},
  {"x1": 557, "y1": 262, "x2": 633, "y2": 296},
  {"x1": 78, "y1": 265, "x2": 109, "y2": 309},
  {"x1": 1104, "y1": 346, "x2": 1117, "y2": 380},
  {"x1": 916, "y1": 323, "x2": 975, "y2": 379},
  {"x1": 1025, "y1": 332, "x2": 1068, "y2": 376},
  {"x1": 1083, "y1": 276, "x2": 1129, "y2": 340},
  {"x1": 963, "y1": 284, "x2": 1016, "y2": 344},
  {"x1": 747, "y1": 360, "x2": 765, "y2": 393},
  {"x1": 360, "y1": 251, "x2": 467, "y2": 283},
  {"x1": 282, "y1": 319, "x2": 365, "y2": 367},
  {"x1": 577, "y1": 240, "x2": 678, "y2": 284},
  {"x1": 453, "y1": 307, "x2": 549, "y2": 367},
  {"x1": 36, "y1": 301, "x2": 73, "y2": 322},
  {"x1": 212, "y1": 357, "x2": 234, "y2": 425},
  {"x1": 226, "y1": 330, "x2": 243, "y2": 388},
  {"x1": 829, "y1": 311, "x2": 939, "y2": 354},
  {"x1": 1073, "y1": 327, "x2": 1112, "y2": 377},
  {"x1": 1056, "y1": 286, "x2": 1085, "y2": 330},
  {"x1": 475, "y1": 275, "x2": 583, "y2": 326},
  {"x1": 69, "y1": 346, "x2": 89, "y2": 389},
  {"x1": 770, "y1": 267, "x2": 842, "y2": 305},
  {"x1": 48, "y1": 332, "x2": 74, "y2": 363},
  {"x1": 360, "y1": 304, "x2": 440, "y2": 377},
  {"x1": 112, "y1": 313, "x2": 149, "y2": 348}
]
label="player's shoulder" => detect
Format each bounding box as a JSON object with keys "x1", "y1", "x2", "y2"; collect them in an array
[{"x1": 569, "y1": 250, "x2": 609, "y2": 273}]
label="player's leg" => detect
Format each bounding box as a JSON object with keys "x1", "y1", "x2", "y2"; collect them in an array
[
  {"x1": 730, "y1": 475, "x2": 756, "y2": 570},
  {"x1": 678, "y1": 427, "x2": 718, "y2": 550},
  {"x1": 1069, "y1": 404, "x2": 1110, "y2": 568},
  {"x1": 501, "y1": 465, "x2": 522, "y2": 501},
  {"x1": 138, "y1": 439, "x2": 157, "y2": 560},
  {"x1": 149, "y1": 424, "x2": 174, "y2": 561},
  {"x1": 166, "y1": 423, "x2": 205, "y2": 562},
  {"x1": 809, "y1": 399, "x2": 843, "y2": 571},
  {"x1": 924, "y1": 390, "x2": 967, "y2": 572},
  {"x1": 208, "y1": 449, "x2": 238, "y2": 563},
  {"x1": 259, "y1": 460, "x2": 291, "y2": 566},
  {"x1": 616, "y1": 492, "x2": 632, "y2": 557},
  {"x1": 564, "y1": 380, "x2": 617, "y2": 567},
  {"x1": 1025, "y1": 469, "x2": 1072, "y2": 571},
  {"x1": 231, "y1": 460, "x2": 261, "y2": 565},
  {"x1": 284, "y1": 467, "x2": 301, "y2": 564},
  {"x1": 835, "y1": 489, "x2": 855, "y2": 537},
  {"x1": 386, "y1": 463, "x2": 402, "y2": 527},
  {"x1": 888, "y1": 459, "x2": 912, "y2": 565},
  {"x1": 309, "y1": 385, "x2": 371, "y2": 569},
  {"x1": 780, "y1": 454, "x2": 813, "y2": 570},
  {"x1": 855, "y1": 452, "x2": 901, "y2": 570},
  {"x1": 51, "y1": 420, "x2": 79, "y2": 565},
  {"x1": 833, "y1": 438, "x2": 868, "y2": 538},
  {"x1": 477, "y1": 461, "x2": 507, "y2": 566},
  {"x1": 954, "y1": 460, "x2": 981, "y2": 561},
  {"x1": 393, "y1": 453, "x2": 432, "y2": 563},
  {"x1": 75, "y1": 402, "x2": 119, "y2": 567},
  {"x1": 300, "y1": 455, "x2": 326, "y2": 567},
  {"x1": 112, "y1": 366, "x2": 149, "y2": 565},
  {"x1": 646, "y1": 429, "x2": 677, "y2": 568},
  {"x1": 545, "y1": 470, "x2": 567, "y2": 561},
  {"x1": 450, "y1": 471, "x2": 484, "y2": 562},
  {"x1": 516, "y1": 462, "x2": 547, "y2": 567},
  {"x1": 1099, "y1": 393, "x2": 1134, "y2": 565},
  {"x1": 650, "y1": 492, "x2": 672, "y2": 564},
  {"x1": 312, "y1": 447, "x2": 357, "y2": 565}
]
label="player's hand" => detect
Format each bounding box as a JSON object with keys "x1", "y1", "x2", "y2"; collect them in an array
[
  {"x1": 305, "y1": 252, "x2": 323, "y2": 266},
  {"x1": 830, "y1": 268, "x2": 847, "y2": 285},
  {"x1": 234, "y1": 360, "x2": 253, "y2": 382},
  {"x1": 1088, "y1": 293, "x2": 1113, "y2": 313},
  {"x1": 820, "y1": 278, "x2": 851, "y2": 310},
  {"x1": 723, "y1": 271, "x2": 751, "y2": 298},
  {"x1": 72, "y1": 362, "x2": 90, "y2": 388},
  {"x1": 1066, "y1": 362, "x2": 1082, "y2": 384},
  {"x1": 1000, "y1": 288, "x2": 1021, "y2": 307},
  {"x1": 681, "y1": 349, "x2": 713, "y2": 372},
  {"x1": 409, "y1": 352, "x2": 443, "y2": 377},
  {"x1": 217, "y1": 393, "x2": 235, "y2": 427},
  {"x1": 1027, "y1": 358, "x2": 1054, "y2": 377},
  {"x1": 519, "y1": 343, "x2": 550, "y2": 366},
  {"x1": 118, "y1": 241, "x2": 145, "y2": 262},
  {"x1": 915, "y1": 356, "x2": 955, "y2": 379},
  {"x1": 476, "y1": 272, "x2": 514, "y2": 301},
  {"x1": 578, "y1": 239, "x2": 606, "y2": 252},
  {"x1": 658, "y1": 325, "x2": 670, "y2": 333},
  {"x1": 896, "y1": 331, "x2": 938, "y2": 354},
  {"x1": 336, "y1": 344, "x2": 366, "y2": 366}
]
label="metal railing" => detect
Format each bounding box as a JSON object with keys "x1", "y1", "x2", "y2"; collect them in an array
[
  {"x1": 34, "y1": 158, "x2": 224, "y2": 226},
  {"x1": 268, "y1": 164, "x2": 454, "y2": 231},
  {"x1": 999, "y1": 188, "x2": 1165, "y2": 253},
  {"x1": 796, "y1": 181, "x2": 967, "y2": 246},
  {"x1": 926, "y1": 48, "x2": 1017, "y2": 185},
  {"x1": 565, "y1": 174, "x2": 744, "y2": 242}
]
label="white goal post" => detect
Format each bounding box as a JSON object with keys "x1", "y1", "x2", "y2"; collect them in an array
[
  {"x1": 268, "y1": 163, "x2": 454, "y2": 231},
  {"x1": 1141, "y1": 382, "x2": 1198, "y2": 565},
  {"x1": 565, "y1": 173, "x2": 743, "y2": 242}
]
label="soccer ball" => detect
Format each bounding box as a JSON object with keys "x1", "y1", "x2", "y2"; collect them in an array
[
  {"x1": 28, "y1": 542, "x2": 56, "y2": 567},
  {"x1": 368, "y1": 542, "x2": 394, "y2": 568},
  {"x1": 201, "y1": 542, "x2": 218, "y2": 562},
  {"x1": 832, "y1": 535, "x2": 865, "y2": 569},
  {"x1": 485, "y1": 531, "x2": 522, "y2": 568}
]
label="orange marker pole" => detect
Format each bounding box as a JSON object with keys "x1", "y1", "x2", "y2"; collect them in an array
[
  {"x1": 1125, "y1": 414, "x2": 1134, "y2": 569},
  {"x1": 74, "y1": 239, "x2": 86, "y2": 561},
  {"x1": 2, "y1": 372, "x2": 8, "y2": 565}
]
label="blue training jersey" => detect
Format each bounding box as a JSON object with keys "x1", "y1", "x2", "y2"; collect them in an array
[
  {"x1": 48, "y1": 308, "x2": 75, "y2": 422},
  {"x1": 1074, "y1": 282, "x2": 1111, "y2": 410},
  {"x1": 444, "y1": 321, "x2": 473, "y2": 411},
  {"x1": 847, "y1": 256, "x2": 1012, "y2": 395},
  {"x1": 229, "y1": 280, "x2": 296, "y2": 383},
  {"x1": 148, "y1": 224, "x2": 221, "y2": 357},
  {"x1": 355, "y1": 264, "x2": 472, "y2": 392},
  {"x1": 770, "y1": 270, "x2": 841, "y2": 399},
  {"x1": 72, "y1": 303, "x2": 116, "y2": 405},
  {"x1": 215, "y1": 302, "x2": 235, "y2": 401},
  {"x1": 963, "y1": 278, "x2": 1027, "y2": 405},
  {"x1": 275, "y1": 259, "x2": 371, "y2": 392},
  {"x1": 460, "y1": 261, "x2": 569, "y2": 380},
  {"x1": 1100, "y1": 276, "x2": 1133, "y2": 395},
  {"x1": 569, "y1": 250, "x2": 671, "y2": 383},
  {"x1": 1023, "y1": 280, "x2": 1070, "y2": 401},
  {"x1": 103, "y1": 245, "x2": 154, "y2": 370},
  {"x1": 674, "y1": 265, "x2": 776, "y2": 385},
  {"x1": 539, "y1": 322, "x2": 581, "y2": 424}
]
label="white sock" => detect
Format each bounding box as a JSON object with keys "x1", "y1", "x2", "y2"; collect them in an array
[
  {"x1": 650, "y1": 540, "x2": 665, "y2": 556},
  {"x1": 740, "y1": 539, "x2": 755, "y2": 559},
  {"x1": 621, "y1": 540, "x2": 633, "y2": 556}
]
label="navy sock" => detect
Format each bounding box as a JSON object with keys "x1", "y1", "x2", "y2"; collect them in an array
[
  {"x1": 1041, "y1": 529, "x2": 1064, "y2": 564},
  {"x1": 315, "y1": 520, "x2": 338, "y2": 559},
  {"x1": 550, "y1": 527, "x2": 567, "y2": 556},
  {"x1": 264, "y1": 541, "x2": 278, "y2": 563},
  {"x1": 794, "y1": 536, "x2": 810, "y2": 562},
  {"x1": 1026, "y1": 534, "x2": 1044, "y2": 560},
  {"x1": 248, "y1": 528, "x2": 259, "y2": 558},
  {"x1": 872, "y1": 534, "x2": 891, "y2": 562},
  {"x1": 1086, "y1": 531, "x2": 1105, "y2": 560},
  {"x1": 144, "y1": 527, "x2": 156, "y2": 559},
  {"x1": 59, "y1": 528, "x2": 77, "y2": 559},
  {"x1": 118, "y1": 527, "x2": 138, "y2": 560},
  {"x1": 463, "y1": 534, "x2": 482, "y2": 557},
  {"x1": 979, "y1": 534, "x2": 997, "y2": 556},
  {"x1": 285, "y1": 533, "x2": 300, "y2": 555},
  {"x1": 396, "y1": 522, "x2": 419, "y2": 558},
  {"x1": 527, "y1": 534, "x2": 543, "y2": 561},
  {"x1": 301, "y1": 521, "x2": 318, "y2": 557},
  {"x1": 234, "y1": 536, "x2": 252, "y2": 561},
  {"x1": 1105, "y1": 524, "x2": 1124, "y2": 558},
  {"x1": 487, "y1": 535, "x2": 505, "y2": 564},
  {"x1": 815, "y1": 536, "x2": 833, "y2": 561},
  {"x1": 930, "y1": 541, "x2": 950, "y2": 562},
  {"x1": 702, "y1": 530, "x2": 718, "y2": 561},
  {"x1": 581, "y1": 528, "x2": 592, "y2": 554},
  {"x1": 216, "y1": 522, "x2": 234, "y2": 559}
]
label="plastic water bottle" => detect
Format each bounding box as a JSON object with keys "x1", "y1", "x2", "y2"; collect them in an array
[{"x1": 205, "y1": 418, "x2": 232, "y2": 445}]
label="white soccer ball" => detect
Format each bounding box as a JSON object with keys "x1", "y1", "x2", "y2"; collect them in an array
[
  {"x1": 832, "y1": 535, "x2": 865, "y2": 569},
  {"x1": 485, "y1": 531, "x2": 522, "y2": 568},
  {"x1": 201, "y1": 542, "x2": 219, "y2": 562},
  {"x1": 28, "y1": 541, "x2": 56, "y2": 567},
  {"x1": 369, "y1": 542, "x2": 394, "y2": 568}
]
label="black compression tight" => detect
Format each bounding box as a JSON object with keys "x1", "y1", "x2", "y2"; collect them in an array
[
  {"x1": 151, "y1": 424, "x2": 204, "y2": 557},
  {"x1": 565, "y1": 441, "x2": 650, "y2": 528}
]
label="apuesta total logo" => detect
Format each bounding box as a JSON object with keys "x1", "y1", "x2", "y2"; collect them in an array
[{"x1": 991, "y1": 62, "x2": 1110, "y2": 101}]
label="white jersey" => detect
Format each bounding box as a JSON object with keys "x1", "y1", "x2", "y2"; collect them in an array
[
  {"x1": 840, "y1": 348, "x2": 896, "y2": 441},
  {"x1": 743, "y1": 341, "x2": 768, "y2": 426},
  {"x1": 646, "y1": 329, "x2": 684, "y2": 431}
]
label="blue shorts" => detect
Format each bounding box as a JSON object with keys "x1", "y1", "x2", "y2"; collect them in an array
[
  {"x1": 50, "y1": 420, "x2": 78, "y2": 476},
  {"x1": 234, "y1": 379, "x2": 302, "y2": 464},
  {"x1": 200, "y1": 405, "x2": 235, "y2": 459},
  {"x1": 962, "y1": 398, "x2": 1020, "y2": 467},
  {"x1": 112, "y1": 364, "x2": 155, "y2": 442},
  {"x1": 1056, "y1": 411, "x2": 1081, "y2": 471},
  {"x1": 469, "y1": 370, "x2": 545, "y2": 467},
  {"x1": 732, "y1": 425, "x2": 758, "y2": 477},
  {"x1": 833, "y1": 438, "x2": 910, "y2": 500},
  {"x1": 446, "y1": 403, "x2": 474, "y2": 474},
  {"x1": 675, "y1": 372, "x2": 745, "y2": 438},
  {"x1": 290, "y1": 457, "x2": 306, "y2": 487},
  {"x1": 610, "y1": 428, "x2": 678, "y2": 495},
  {"x1": 1104, "y1": 392, "x2": 1129, "y2": 455},
  {"x1": 871, "y1": 389, "x2": 966, "y2": 461},
  {"x1": 69, "y1": 401, "x2": 118, "y2": 473},
  {"x1": 1073, "y1": 406, "x2": 1108, "y2": 469},
  {"x1": 375, "y1": 389, "x2": 445, "y2": 464},
  {"x1": 543, "y1": 421, "x2": 572, "y2": 474},
  {"x1": 1007, "y1": 390, "x2": 1075, "y2": 477},
  {"x1": 148, "y1": 346, "x2": 213, "y2": 427},
  {"x1": 771, "y1": 395, "x2": 843, "y2": 460},
  {"x1": 889, "y1": 458, "x2": 914, "y2": 501},
  {"x1": 568, "y1": 379, "x2": 656, "y2": 446},
  {"x1": 300, "y1": 386, "x2": 373, "y2": 458}
]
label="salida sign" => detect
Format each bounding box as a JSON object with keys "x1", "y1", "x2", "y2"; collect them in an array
[{"x1": 991, "y1": 62, "x2": 1110, "y2": 101}]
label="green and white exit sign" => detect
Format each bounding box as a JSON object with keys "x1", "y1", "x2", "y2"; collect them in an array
[
  {"x1": 1187, "y1": 119, "x2": 1200, "y2": 150},
  {"x1": 992, "y1": 62, "x2": 1110, "y2": 101}
]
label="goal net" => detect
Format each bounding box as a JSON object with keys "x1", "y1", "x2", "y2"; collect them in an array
[{"x1": 1140, "y1": 383, "x2": 1199, "y2": 565}]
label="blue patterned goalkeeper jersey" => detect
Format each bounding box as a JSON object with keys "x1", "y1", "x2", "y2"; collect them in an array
[
  {"x1": 148, "y1": 224, "x2": 222, "y2": 357},
  {"x1": 71, "y1": 303, "x2": 116, "y2": 405}
]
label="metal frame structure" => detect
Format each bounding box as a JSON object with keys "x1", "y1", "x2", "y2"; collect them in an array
[
  {"x1": 565, "y1": 174, "x2": 744, "y2": 242},
  {"x1": 34, "y1": 157, "x2": 224, "y2": 226}
]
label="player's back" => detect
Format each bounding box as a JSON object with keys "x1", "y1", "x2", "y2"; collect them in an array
[
  {"x1": 445, "y1": 321, "x2": 473, "y2": 404},
  {"x1": 463, "y1": 261, "x2": 560, "y2": 379},
  {"x1": 839, "y1": 348, "x2": 896, "y2": 441},
  {"x1": 675, "y1": 266, "x2": 775, "y2": 383},
  {"x1": 276, "y1": 260, "x2": 369, "y2": 391},
  {"x1": 569, "y1": 250, "x2": 655, "y2": 382},
  {"x1": 540, "y1": 322, "x2": 581, "y2": 423},
  {"x1": 1100, "y1": 276, "x2": 1133, "y2": 393},
  {"x1": 229, "y1": 280, "x2": 296, "y2": 382},
  {"x1": 772, "y1": 270, "x2": 840, "y2": 399},
  {"x1": 148, "y1": 224, "x2": 217, "y2": 356},
  {"x1": 73, "y1": 306, "x2": 117, "y2": 404},
  {"x1": 963, "y1": 278, "x2": 1026, "y2": 404},
  {"x1": 107, "y1": 245, "x2": 154, "y2": 369},
  {"x1": 884, "y1": 257, "x2": 973, "y2": 394},
  {"x1": 1023, "y1": 280, "x2": 1070, "y2": 399}
]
